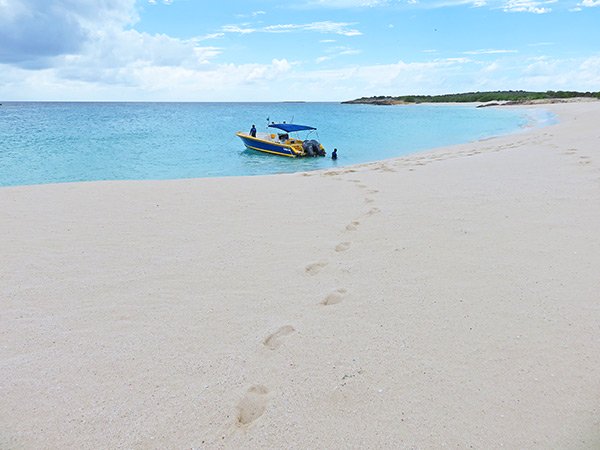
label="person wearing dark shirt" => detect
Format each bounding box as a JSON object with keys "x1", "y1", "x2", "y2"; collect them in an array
[
  {"x1": 331, "y1": 148, "x2": 338, "y2": 160},
  {"x1": 250, "y1": 124, "x2": 257, "y2": 137}
]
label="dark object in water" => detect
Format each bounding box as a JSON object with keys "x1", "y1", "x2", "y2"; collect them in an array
[{"x1": 302, "y1": 139, "x2": 325, "y2": 157}]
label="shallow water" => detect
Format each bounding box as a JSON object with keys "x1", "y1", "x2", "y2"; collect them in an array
[{"x1": 0, "y1": 102, "x2": 555, "y2": 187}]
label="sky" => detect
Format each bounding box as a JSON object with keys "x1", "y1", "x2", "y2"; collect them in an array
[{"x1": 0, "y1": 0, "x2": 599, "y2": 101}]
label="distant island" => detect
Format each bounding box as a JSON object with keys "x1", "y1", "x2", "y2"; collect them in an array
[{"x1": 342, "y1": 90, "x2": 600, "y2": 105}]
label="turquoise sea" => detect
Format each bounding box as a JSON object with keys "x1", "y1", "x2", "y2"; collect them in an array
[{"x1": 0, "y1": 102, "x2": 555, "y2": 187}]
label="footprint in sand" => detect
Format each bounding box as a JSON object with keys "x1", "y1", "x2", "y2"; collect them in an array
[
  {"x1": 263, "y1": 325, "x2": 295, "y2": 350},
  {"x1": 236, "y1": 385, "x2": 269, "y2": 426},
  {"x1": 579, "y1": 156, "x2": 592, "y2": 165},
  {"x1": 335, "y1": 241, "x2": 351, "y2": 252},
  {"x1": 365, "y1": 198, "x2": 375, "y2": 204},
  {"x1": 365, "y1": 207, "x2": 380, "y2": 216},
  {"x1": 305, "y1": 261, "x2": 328, "y2": 275},
  {"x1": 346, "y1": 220, "x2": 360, "y2": 231},
  {"x1": 367, "y1": 189, "x2": 379, "y2": 194},
  {"x1": 321, "y1": 288, "x2": 347, "y2": 306}
]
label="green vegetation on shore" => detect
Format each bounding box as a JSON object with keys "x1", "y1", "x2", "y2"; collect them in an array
[{"x1": 343, "y1": 90, "x2": 600, "y2": 105}]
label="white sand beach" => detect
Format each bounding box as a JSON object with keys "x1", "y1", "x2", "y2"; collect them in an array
[{"x1": 1, "y1": 101, "x2": 599, "y2": 449}]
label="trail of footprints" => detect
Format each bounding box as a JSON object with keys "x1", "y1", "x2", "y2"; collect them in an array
[
  {"x1": 234, "y1": 135, "x2": 588, "y2": 429},
  {"x1": 234, "y1": 175, "x2": 379, "y2": 428},
  {"x1": 563, "y1": 147, "x2": 597, "y2": 173},
  {"x1": 360, "y1": 136, "x2": 542, "y2": 173},
  {"x1": 304, "y1": 178, "x2": 376, "y2": 299}
]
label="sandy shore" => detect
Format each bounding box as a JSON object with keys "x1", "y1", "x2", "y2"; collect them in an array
[{"x1": 1, "y1": 101, "x2": 599, "y2": 449}]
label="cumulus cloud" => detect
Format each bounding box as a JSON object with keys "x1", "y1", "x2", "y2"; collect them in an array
[
  {"x1": 0, "y1": 57, "x2": 298, "y2": 101},
  {"x1": 477, "y1": 56, "x2": 600, "y2": 92},
  {"x1": 579, "y1": 0, "x2": 600, "y2": 6},
  {"x1": 0, "y1": 0, "x2": 222, "y2": 86},
  {"x1": 0, "y1": 0, "x2": 139, "y2": 67},
  {"x1": 1, "y1": 0, "x2": 597, "y2": 101},
  {"x1": 54, "y1": 29, "x2": 221, "y2": 86},
  {"x1": 2, "y1": 51, "x2": 600, "y2": 101}
]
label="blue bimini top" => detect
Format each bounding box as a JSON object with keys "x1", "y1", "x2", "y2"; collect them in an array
[{"x1": 268, "y1": 123, "x2": 316, "y2": 132}]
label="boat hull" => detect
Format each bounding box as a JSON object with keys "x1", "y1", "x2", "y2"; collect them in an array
[{"x1": 236, "y1": 132, "x2": 298, "y2": 157}]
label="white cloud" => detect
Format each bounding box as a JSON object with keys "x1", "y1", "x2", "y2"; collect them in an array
[
  {"x1": 0, "y1": 0, "x2": 138, "y2": 67},
  {"x1": 277, "y1": 0, "x2": 593, "y2": 12},
  {"x1": 0, "y1": 0, "x2": 222, "y2": 90},
  {"x1": 398, "y1": 0, "x2": 498, "y2": 9},
  {"x1": 482, "y1": 61, "x2": 501, "y2": 72},
  {"x1": 221, "y1": 25, "x2": 257, "y2": 34},
  {"x1": 502, "y1": 0, "x2": 554, "y2": 13},
  {"x1": 316, "y1": 45, "x2": 361, "y2": 63},
  {"x1": 480, "y1": 56, "x2": 600, "y2": 92},
  {"x1": 236, "y1": 10, "x2": 267, "y2": 18},
  {"x1": 1, "y1": 0, "x2": 598, "y2": 102},
  {"x1": 2, "y1": 53, "x2": 600, "y2": 101},
  {"x1": 222, "y1": 21, "x2": 362, "y2": 36},
  {"x1": 0, "y1": 58, "x2": 296, "y2": 101},
  {"x1": 302, "y1": 0, "x2": 389, "y2": 7},
  {"x1": 197, "y1": 33, "x2": 225, "y2": 41},
  {"x1": 463, "y1": 49, "x2": 518, "y2": 54}
]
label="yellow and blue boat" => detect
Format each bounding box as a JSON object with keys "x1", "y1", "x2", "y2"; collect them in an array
[{"x1": 236, "y1": 123, "x2": 326, "y2": 158}]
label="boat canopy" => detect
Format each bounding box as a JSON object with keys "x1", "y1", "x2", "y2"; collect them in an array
[{"x1": 268, "y1": 123, "x2": 316, "y2": 133}]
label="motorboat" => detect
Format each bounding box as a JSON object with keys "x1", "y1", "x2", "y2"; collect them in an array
[{"x1": 236, "y1": 123, "x2": 326, "y2": 158}]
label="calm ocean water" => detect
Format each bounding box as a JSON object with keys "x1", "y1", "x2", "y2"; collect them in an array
[{"x1": 0, "y1": 102, "x2": 555, "y2": 187}]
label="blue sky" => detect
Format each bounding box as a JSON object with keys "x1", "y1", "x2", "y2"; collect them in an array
[{"x1": 1, "y1": 0, "x2": 599, "y2": 101}]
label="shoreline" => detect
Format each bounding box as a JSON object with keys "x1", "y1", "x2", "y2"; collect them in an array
[
  {"x1": 1, "y1": 101, "x2": 599, "y2": 448},
  {"x1": 0, "y1": 102, "x2": 555, "y2": 190}
]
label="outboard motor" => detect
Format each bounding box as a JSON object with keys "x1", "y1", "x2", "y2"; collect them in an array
[
  {"x1": 302, "y1": 140, "x2": 316, "y2": 157},
  {"x1": 302, "y1": 139, "x2": 323, "y2": 157},
  {"x1": 302, "y1": 140, "x2": 314, "y2": 156}
]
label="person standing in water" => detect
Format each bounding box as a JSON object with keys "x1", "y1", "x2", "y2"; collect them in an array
[{"x1": 331, "y1": 148, "x2": 338, "y2": 160}]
